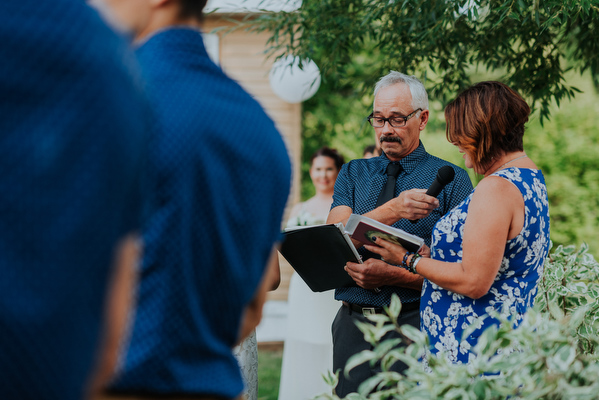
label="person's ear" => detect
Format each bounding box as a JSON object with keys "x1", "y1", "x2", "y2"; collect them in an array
[{"x1": 418, "y1": 110, "x2": 429, "y2": 131}]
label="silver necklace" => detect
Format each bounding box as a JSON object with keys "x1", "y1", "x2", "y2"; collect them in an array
[{"x1": 488, "y1": 154, "x2": 528, "y2": 175}]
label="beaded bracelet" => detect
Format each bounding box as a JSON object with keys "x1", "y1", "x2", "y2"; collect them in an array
[
  {"x1": 412, "y1": 255, "x2": 422, "y2": 273},
  {"x1": 402, "y1": 251, "x2": 413, "y2": 268},
  {"x1": 408, "y1": 253, "x2": 422, "y2": 274}
]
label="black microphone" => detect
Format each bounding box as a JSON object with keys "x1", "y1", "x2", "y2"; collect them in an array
[
  {"x1": 426, "y1": 166, "x2": 455, "y2": 197},
  {"x1": 410, "y1": 166, "x2": 455, "y2": 223}
]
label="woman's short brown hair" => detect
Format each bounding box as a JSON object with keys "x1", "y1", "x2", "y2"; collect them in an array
[{"x1": 445, "y1": 81, "x2": 530, "y2": 171}]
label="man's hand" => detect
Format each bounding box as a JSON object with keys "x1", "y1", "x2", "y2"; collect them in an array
[
  {"x1": 390, "y1": 188, "x2": 439, "y2": 221},
  {"x1": 364, "y1": 238, "x2": 431, "y2": 266},
  {"x1": 345, "y1": 258, "x2": 423, "y2": 291}
]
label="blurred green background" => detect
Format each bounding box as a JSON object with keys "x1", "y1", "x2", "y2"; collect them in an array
[
  {"x1": 250, "y1": 3, "x2": 599, "y2": 396},
  {"x1": 258, "y1": 71, "x2": 599, "y2": 400},
  {"x1": 296, "y1": 70, "x2": 599, "y2": 258},
  {"x1": 257, "y1": 71, "x2": 599, "y2": 400}
]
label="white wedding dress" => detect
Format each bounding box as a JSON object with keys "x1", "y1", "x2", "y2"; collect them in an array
[{"x1": 278, "y1": 208, "x2": 341, "y2": 400}]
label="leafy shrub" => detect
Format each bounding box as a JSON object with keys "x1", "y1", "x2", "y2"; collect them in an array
[
  {"x1": 536, "y1": 244, "x2": 599, "y2": 355},
  {"x1": 318, "y1": 244, "x2": 599, "y2": 400}
]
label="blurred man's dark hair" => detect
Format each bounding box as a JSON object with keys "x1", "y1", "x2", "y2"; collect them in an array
[{"x1": 179, "y1": 0, "x2": 208, "y2": 21}]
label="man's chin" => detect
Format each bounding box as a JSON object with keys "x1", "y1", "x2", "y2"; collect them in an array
[
  {"x1": 383, "y1": 146, "x2": 411, "y2": 161},
  {"x1": 382, "y1": 143, "x2": 402, "y2": 153}
]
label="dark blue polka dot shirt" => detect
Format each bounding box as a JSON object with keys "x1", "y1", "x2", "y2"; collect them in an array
[
  {"x1": 332, "y1": 142, "x2": 473, "y2": 307},
  {"x1": 0, "y1": 1, "x2": 150, "y2": 399},
  {"x1": 109, "y1": 28, "x2": 292, "y2": 398}
]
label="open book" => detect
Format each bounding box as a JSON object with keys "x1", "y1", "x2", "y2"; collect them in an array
[
  {"x1": 279, "y1": 223, "x2": 361, "y2": 292},
  {"x1": 345, "y1": 214, "x2": 424, "y2": 253},
  {"x1": 279, "y1": 216, "x2": 425, "y2": 292}
]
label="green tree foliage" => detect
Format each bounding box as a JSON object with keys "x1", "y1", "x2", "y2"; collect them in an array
[
  {"x1": 243, "y1": 0, "x2": 599, "y2": 255},
  {"x1": 298, "y1": 64, "x2": 375, "y2": 199},
  {"x1": 301, "y1": 71, "x2": 599, "y2": 256},
  {"x1": 249, "y1": 0, "x2": 599, "y2": 121},
  {"x1": 523, "y1": 78, "x2": 599, "y2": 256}
]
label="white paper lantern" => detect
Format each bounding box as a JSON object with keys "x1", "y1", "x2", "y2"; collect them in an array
[{"x1": 269, "y1": 55, "x2": 321, "y2": 103}]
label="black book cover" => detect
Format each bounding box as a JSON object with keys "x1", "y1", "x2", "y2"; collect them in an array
[{"x1": 279, "y1": 224, "x2": 360, "y2": 292}]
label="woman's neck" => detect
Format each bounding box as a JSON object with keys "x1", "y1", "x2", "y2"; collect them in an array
[
  {"x1": 313, "y1": 190, "x2": 334, "y2": 201},
  {"x1": 483, "y1": 152, "x2": 527, "y2": 177}
]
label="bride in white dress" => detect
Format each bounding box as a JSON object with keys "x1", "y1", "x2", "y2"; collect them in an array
[{"x1": 279, "y1": 147, "x2": 345, "y2": 400}]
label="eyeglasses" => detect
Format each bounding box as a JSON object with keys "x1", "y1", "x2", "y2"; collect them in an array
[{"x1": 367, "y1": 108, "x2": 422, "y2": 128}]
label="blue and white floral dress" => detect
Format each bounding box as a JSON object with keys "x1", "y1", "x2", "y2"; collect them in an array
[{"x1": 421, "y1": 168, "x2": 551, "y2": 364}]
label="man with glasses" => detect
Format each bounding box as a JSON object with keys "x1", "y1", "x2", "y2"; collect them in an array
[{"x1": 327, "y1": 71, "x2": 473, "y2": 396}]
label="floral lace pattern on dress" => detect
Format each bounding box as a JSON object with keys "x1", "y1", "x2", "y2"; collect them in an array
[
  {"x1": 421, "y1": 168, "x2": 550, "y2": 365},
  {"x1": 233, "y1": 330, "x2": 258, "y2": 400}
]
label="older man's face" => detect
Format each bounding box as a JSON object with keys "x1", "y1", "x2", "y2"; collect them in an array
[
  {"x1": 372, "y1": 83, "x2": 429, "y2": 162},
  {"x1": 89, "y1": 0, "x2": 153, "y2": 37}
]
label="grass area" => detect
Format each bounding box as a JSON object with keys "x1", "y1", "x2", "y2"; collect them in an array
[{"x1": 257, "y1": 346, "x2": 283, "y2": 400}]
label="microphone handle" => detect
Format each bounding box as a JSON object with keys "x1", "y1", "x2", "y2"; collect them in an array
[
  {"x1": 425, "y1": 180, "x2": 444, "y2": 197},
  {"x1": 409, "y1": 179, "x2": 444, "y2": 224}
]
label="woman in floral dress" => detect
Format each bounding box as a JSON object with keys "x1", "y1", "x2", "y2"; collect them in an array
[{"x1": 365, "y1": 81, "x2": 551, "y2": 365}]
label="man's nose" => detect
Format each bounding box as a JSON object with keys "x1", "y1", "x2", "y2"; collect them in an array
[{"x1": 381, "y1": 120, "x2": 395, "y2": 134}]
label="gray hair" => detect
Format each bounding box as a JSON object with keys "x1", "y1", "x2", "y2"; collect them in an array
[{"x1": 373, "y1": 71, "x2": 429, "y2": 110}]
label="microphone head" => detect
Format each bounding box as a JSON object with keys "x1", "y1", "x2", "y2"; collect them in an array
[{"x1": 437, "y1": 165, "x2": 455, "y2": 185}]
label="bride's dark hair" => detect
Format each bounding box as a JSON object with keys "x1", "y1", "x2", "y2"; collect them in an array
[{"x1": 310, "y1": 146, "x2": 345, "y2": 171}]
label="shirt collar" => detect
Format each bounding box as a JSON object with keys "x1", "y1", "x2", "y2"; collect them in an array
[
  {"x1": 136, "y1": 26, "x2": 208, "y2": 59},
  {"x1": 376, "y1": 141, "x2": 428, "y2": 174}
]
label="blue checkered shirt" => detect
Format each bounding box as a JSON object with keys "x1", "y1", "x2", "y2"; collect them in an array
[{"x1": 332, "y1": 142, "x2": 473, "y2": 307}]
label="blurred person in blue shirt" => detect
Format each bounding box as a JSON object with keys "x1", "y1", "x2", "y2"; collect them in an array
[
  {"x1": 90, "y1": 0, "x2": 292, "y2": 399},
  {"x1": 0, "y1": 1, "x2": 150, "y2": 399}
]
